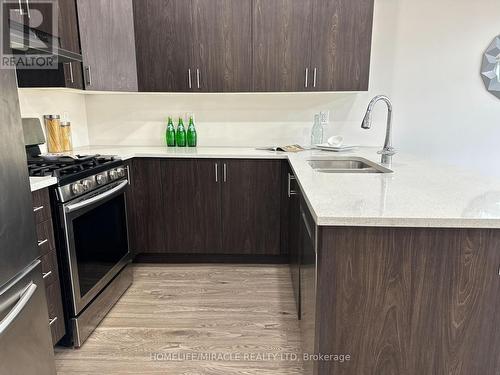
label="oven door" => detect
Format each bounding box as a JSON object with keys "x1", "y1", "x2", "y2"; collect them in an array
[{"x1": 62, "y1": 180, "x2": 130, "y2": 315}]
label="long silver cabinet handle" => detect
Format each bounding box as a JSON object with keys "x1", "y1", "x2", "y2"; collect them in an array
[
  {"x1": 65, "y1": 180, "x2": 128, "y2": 213},
  {"x1": 196, "y1": 69, "x2": 201, "y2": 89},
  {"x1": 301, "y1": 210, "x2": 312, "y2": 239},
  {"x1": 0, "y1": 283, "x2": 37, "y2": 336},
  {"x1": 42, "y1": 271, "x2": 52, "y2": 279},
  {"x1": 17, "y1": 0, "x2": 24, "y2": 15},
  {"x1": 215, "y1": 163, "x2": 218, "y2": 183},
  {"x1": 37, "y1": 239, "x2": 48, "y2": 247},
  {"x1": 223, "y1": 163, "x2": 227, "y2": 182},
  {"x1": 49, "y1": 316, "x2": 58, "y2": 326},
  {"x1": 68, "y1": 62, "x2": 74, "y2": 83},
  {"x1": 25, "y1": 0, "x2": 31, "y2": 18},
  {"x1": 33, "y1": 205, "x2": 44, "y2": 212},
  {"x1": 288, "y1": 173, "x2": 298, "y2": 197},
  {"x1": 305, "y1": 68, "x2": 309, "y2": 88},
  {"x1": 85, "y1": 66, "x2": 92, "y2": 86},
  {"x1": 313, "y1": 68, "x2": 317, "y2": 88},
  {"x1": 188, "y1": 69, "x2": 192, "y2": 89}
]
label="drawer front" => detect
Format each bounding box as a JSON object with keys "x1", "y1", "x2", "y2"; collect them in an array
[
  {"x1": 35, "y1": 220, "x2": 56, "y2": 257},
  {"x1": 40, "y1": 249, "x2": 58, "y2": 285},
  {"x1": 32, "y1": 188, "x2": 52, "y2": 224},
  {"x1": 45, "y1": 278, "x2": 66, "y2": 345}
]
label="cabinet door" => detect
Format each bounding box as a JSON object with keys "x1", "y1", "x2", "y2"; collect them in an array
[
  {"x1": 221, "y1": 160, "x2": 282, "y2": 255},
  {"x1": 299, "y1": 201, "x2": 316, "y2": 375},
  {"x1": 126, "y1": 159, "x2": 167, "y2": 253},
  {"x1": 59, "y1": 0, "x2": 83, "y2": 89},
  {"x1": 191, "y1": 0, "x2": 252, "y2": 92},
  {"x1": 77, "y1": 0, "x2": 138, "y2": 91},
  {"x1": 253, "y1": 0, "x2": 313, "y2": 92},
  {"x1": 133, "y1": 0, "x2": 193, "y2": 92},
  {"x1": 311, "y1": 0, "x2": 374, "y2": 91},
  {"x1": 162, "y1": 159, "x2": 222, "y2": 253},
  {"x1": 287, "y1": 168, "x2": 301, "y2": 317}
]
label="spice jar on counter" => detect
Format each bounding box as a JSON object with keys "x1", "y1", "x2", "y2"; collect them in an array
[
  {"x1": 44, "y1": 115, "x2": 63, "y2": 153},
  {"x1": 60, "y1": 121, "x2": 73, "y2": 152}
]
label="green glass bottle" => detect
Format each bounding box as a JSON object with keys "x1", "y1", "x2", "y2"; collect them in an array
[
  {"x1": 176, "y1": 118, "x2": 186, "y2": 147},
  {"x1": 166, "y1": 117, "x2": 176, "y2": 147},
  {"x1": 187, "y1": 116, "x2": 197, "y2": 147}
]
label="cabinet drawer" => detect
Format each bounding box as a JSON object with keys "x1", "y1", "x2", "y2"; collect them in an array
[
  {"x1": 40, "y1": 249, "x2": 59, "y2": 286},
  {"x1": 35, "y1": 220, "x2": 56, "y2": 257},
  {"x1": 32, "y1": 188, "x2": 51, "y2": 223},
  {"x1": 45, "y1": 278, "x2": 66, "y2": 345}
]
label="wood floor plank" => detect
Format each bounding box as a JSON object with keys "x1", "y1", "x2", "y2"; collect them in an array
[{"x1": 55, "y1": 264, "x2": 303, "y2": 374}]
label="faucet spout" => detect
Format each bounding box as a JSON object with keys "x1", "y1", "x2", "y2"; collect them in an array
[{"x1": 361, "y1": 95, "x2": 395, "y2": 165}]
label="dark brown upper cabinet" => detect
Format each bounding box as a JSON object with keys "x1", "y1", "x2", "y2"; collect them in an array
[
  {"x1": 191, "y1": 0, "x2": 252, "y2": 92},
  {"x1": 15, "y1": 0, "x2": 84, "y2": 89},
  {"x1": 133, "y1": 0, "x2": 193, "y2": 92},
  {"x1": 253, "y1": 0, "x2": 374, "y2": 92},
  {"x1": 253, "y1": 0, "x2": 313, "y2": 92},
  {"x1": 58, "y1": 0, "x2": 83, "y2": 89},
  {"x1": 311, "y1": 0, "x2": 374, "y2": 91},
  {"x1": 77, "y1": 0, "x2": 138, "y2": 91},
  {"x1": 134, "y1": 0, "x2": 252, "y2": 92}
]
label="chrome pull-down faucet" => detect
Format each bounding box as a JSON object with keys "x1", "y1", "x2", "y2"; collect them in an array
[{"x1": 361, "y1": 95, "x2": 395, "y2": 165}]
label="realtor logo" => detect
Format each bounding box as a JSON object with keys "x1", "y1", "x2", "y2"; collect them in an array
[{"x1": 1, "y1": 0, "x2": 58, "y2": 69}]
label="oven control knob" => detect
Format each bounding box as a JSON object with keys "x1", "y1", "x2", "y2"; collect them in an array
[
  {"x1": 96, "y1": 174, "x2": 106, "y2": 185},
  {"x1": 82, "y1": 180, "x2": 93, "y2": 191},
  {"x1": 71, "y1": 183, "x2": 84, "y2": 195},
  {"x1": 116, "y1": 167, "x2": 126, "y2": 178},
  {"x1": 109, "y1": 170, "x2": 119, "y2": 180}
]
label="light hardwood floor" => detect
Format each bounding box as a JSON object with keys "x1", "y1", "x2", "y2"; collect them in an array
[{"x1": 55, "y1": 264, "x2": 304, "y2": 374}]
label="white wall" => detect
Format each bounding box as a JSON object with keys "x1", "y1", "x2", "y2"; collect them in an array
[
  {"x1": 17, "y1": 0, "x2": 500, "y2": 174},
  {"x1": 382, "y1": 0, "x2": 500, "y2": 173},
  {"x1": 84, "y1": 92, "x2": 382, "y2": 148},
  {"x1": 17, "y1": 89, "x2": 89, "y2": 152}
]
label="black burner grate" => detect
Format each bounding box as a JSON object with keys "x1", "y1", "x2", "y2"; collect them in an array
[{"x1": 27, "y1": 154, "x2": 121, "y2": 184}]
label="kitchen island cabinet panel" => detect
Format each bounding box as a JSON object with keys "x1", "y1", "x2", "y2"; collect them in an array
[{"x1": 315, "y1": 227, "x2": 500, "y2": 375}]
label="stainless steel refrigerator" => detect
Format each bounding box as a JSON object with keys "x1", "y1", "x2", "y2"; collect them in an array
[{"x1": 0, "y1": 70, "x2": 57, "y2": 374}]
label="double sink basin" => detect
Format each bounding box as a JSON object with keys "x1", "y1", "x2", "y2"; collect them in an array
[{"x1": 308, "y1": 157, "x2": 392, "y2": 174}]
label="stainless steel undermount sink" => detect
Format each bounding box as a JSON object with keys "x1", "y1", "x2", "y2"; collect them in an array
[{"x1": 308, "y1": 157, "x2": 393, "y2": 174}]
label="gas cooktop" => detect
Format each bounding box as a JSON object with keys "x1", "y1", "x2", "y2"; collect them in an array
[{"x1": 27, "y1": 154, "x2": 123, "y2": 185}]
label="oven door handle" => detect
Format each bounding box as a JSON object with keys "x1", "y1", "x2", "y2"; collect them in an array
[{"x1": 64, "y1": 180, "x2": 128, "y2": 214}]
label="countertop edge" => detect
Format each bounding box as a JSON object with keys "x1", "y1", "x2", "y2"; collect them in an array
[
  {"x1": 29, "y1": 176, "x2": 58, "y2": 192},
  {"x1": 71, "y1": 146, "x2": 500, "y2": 229}
]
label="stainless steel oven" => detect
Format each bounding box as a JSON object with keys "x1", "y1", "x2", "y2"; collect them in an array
[
  {"x1": 56, "y1": 174, "x2": 132, "y2": 347},
  {"x1": 62, "y1": 179, "x2": 130, "y2": 315}
]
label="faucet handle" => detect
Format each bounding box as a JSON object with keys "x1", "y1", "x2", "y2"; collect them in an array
[{"x1": 378, "y1": 146, "x2": 396, "y2": 156}]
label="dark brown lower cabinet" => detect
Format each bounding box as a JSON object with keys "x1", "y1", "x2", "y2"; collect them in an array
[
  {"x1": 315, "y1": 227, "x2": 500, "y2": 375},
  {"x1": 299, "y1": 198, "x2": 316, "y2": 375},
  {"x1": 286, "y1": 167, "x2": 301, "y2": 316},
  {"x1": 32, "y1": 188, "x2": 66, "y2": 345},
  {"x1": 127, "y1": 158, "x2": 283, "y2": 257},
  {"x1": 220, "y1": 159, "x2": 282, "y2": 255},
  {"x1": 162, "y1": 159, "x2": 222, "y2": 253},
  {"x1": 126, "y1": 159, "x2": 166, "y2": 254}
]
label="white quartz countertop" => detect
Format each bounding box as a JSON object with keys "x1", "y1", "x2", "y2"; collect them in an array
[
  {"x1": 73, "y1": 145, "x2": 500, "y2": 228},
  {"x1": 29, "y1": 176, "x2": 58, "y2": 192}
]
